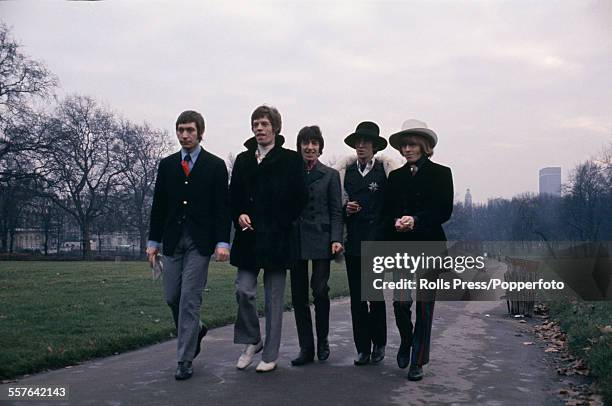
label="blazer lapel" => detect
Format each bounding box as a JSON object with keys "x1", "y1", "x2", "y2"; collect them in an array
[
  {"x1": 307, "y1": 161, "x2": 325, "y2": 185},
  {"x1": 189, "y1": 146, "x2": 206, "y2": 178},
  {"x1": 172, "y1": 152, "x2": 187, "y2": 180}
]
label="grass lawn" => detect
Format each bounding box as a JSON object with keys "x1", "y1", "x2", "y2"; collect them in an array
[
  {"x1": 548, "y1": 300, "x2": 612, "y2": 404},
  {"x1": 0, "y1": 261, "x2": 350, "y2": 380}
]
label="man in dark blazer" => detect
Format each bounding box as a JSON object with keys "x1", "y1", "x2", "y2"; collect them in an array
[
  {"x1": 384, "y1": 119, "x2": 453, "y2": 381},
  {"x1": 147, "y1": 110, "x2": 230, "y2": 380},
  {"x1": 230, "y1": 105, "x2": 308, "y2": 372},
  {"x1": 290, "y1": 126, "x2": 343, "y2": 366},
  {"x1": 341, "y1": 121, "x2": 391, "y2": 366}
]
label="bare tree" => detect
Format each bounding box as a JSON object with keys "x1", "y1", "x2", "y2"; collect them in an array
[
  {"x1": 0, "y1": 24, "x2": 57, "y2": 162},
  {"x1": 26, "y1": 193, "x2": 65, "y2": 255},
  {"x1": 31, "y1": 95, "x2": 126, "y2": 258},
  {"x1": 563, "y1": 161, "x2": 607, "y2": 242},
  {"x1": 117, "y1": 120, "x2": 172, "y2": 255},
  {"x1": 0, "y1": 176, "x2": 33, "y2": 252}
]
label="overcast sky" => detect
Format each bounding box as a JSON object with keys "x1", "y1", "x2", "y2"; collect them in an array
[{"x1": 2, "y1": 0, "x2": 611, "y2": 202}]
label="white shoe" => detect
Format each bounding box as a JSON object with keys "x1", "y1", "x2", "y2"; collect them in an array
[
  {"x1": 236, "y1": 341, "x2": 263, "y2": 370},
  {"x1": 255, "y1": 360, "x2": 277, "y2": 373}
]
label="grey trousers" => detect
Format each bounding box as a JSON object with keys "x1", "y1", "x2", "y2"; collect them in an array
[
  {"x1": 163, "y1": 232, "x2": 210, "y2": 363},
  {"x1": 234, "y1": 268, "x2": 286, "y2": 362}
]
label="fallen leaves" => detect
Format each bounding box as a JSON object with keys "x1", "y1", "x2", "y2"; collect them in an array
[
  {"x1": 598, "y1": 325, "x2": 612, "y2": 334},
  {"x1": 533, "y1": 303, "x2": 549, "y2": 315},
  {"x1": 45, "y1": 345, "x2": 65, "y2": 354},
  {"x1": 535, "y1": 321, "x2": 568, "y2": 355},
  {"x1": 557, "y1": 383, "x2": 604, "y2": 406},
  {"x1": 532, "y1": 304, "x2": 604, "y2": 406}
]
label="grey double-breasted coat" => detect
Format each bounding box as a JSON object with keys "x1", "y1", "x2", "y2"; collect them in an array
[{"x1": 296, "y1": 160, "x2": 343, "y2": 260}]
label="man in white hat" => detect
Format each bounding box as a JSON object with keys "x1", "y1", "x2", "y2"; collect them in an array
[{"x1": 383, "y1": 119, "x2": 454, "y2": 381}]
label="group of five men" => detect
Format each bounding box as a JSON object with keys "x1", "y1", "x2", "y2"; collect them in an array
[{"x1": 147, "y1": 105, "x2": 454, "y2": 382}]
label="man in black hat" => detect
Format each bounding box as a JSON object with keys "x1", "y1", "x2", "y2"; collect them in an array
[{"x1": 340, "y1": 121, "x2": 391, "y2": 365}]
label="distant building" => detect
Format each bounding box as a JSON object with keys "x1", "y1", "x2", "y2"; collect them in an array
[
  {"x1": 464, "y1": 188, "x2": 473, "y2": 208},
  {"x1": 539, "y1": 167, "x2": 561, "y2": 196},
  {"x1": 11, "y1": 229, "x2": 138, "y2": 254}
]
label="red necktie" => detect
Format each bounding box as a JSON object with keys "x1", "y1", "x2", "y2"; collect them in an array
[{"x1": 182, "y1": 155, "x2": 191, "y2": 176}]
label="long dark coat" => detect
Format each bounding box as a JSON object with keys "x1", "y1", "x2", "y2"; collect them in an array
[
  {"x1": 297, "y1": 161, "x2": 343, "y2": 260},
  {"x1": 229, "y1": 135, "x2": 308, "y2": 270},
  {"x1": 343, "y1": 160, "x2": 388, "y2": 256},
  {"x1": 383, "y1": 158, "x2": 454, "y2": 242}
]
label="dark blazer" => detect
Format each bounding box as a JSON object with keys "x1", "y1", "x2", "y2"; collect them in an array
[
  {"x1": 297, "y1": 161, "x2": 343, "y2": 260},
  {"x1": 148, "y1": 147, "x2": 231, "y2": 256},
  {"x1": 383, "y1": 159, "x2": 453, "y2": 242},
  {"x1": 229, "y1": 135, "x2": 308, "y2": 270},
  {"x1": 343, "y1": 160, "x2": 388, "y2": 256}
]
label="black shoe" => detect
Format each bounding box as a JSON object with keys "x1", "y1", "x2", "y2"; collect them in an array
[
  {"x1": 396, "y1": 344, "x2": 410, "y2": 369},
  {"x1": 291, "y1": 348, "x2": 315, "y2": 366},
  {"x1": 175, "y1": 361, "x2": 193, "y2": 380},
  {"x1": 354, "y1": 353, "x2": 370, "y2": 366},
  {"x1": 407, "y1": 365, "x2": 423, "y2": 381},
  {"x1": 317, "y1": 338, "x2": 330, "y2": 361},
  {"x1": 371, "y1": 345, "x2": 386, "y2": 363},
  {"x1": 194, "y1": 323, "x2": 208, "y2": 358}
]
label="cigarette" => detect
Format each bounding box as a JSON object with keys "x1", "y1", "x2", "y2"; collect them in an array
[{"x1": 242, "y1": 226, "x2": 250, "y2": 231}]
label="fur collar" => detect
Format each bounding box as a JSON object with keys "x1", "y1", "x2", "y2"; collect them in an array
[{"x1": 333, "y1": 154, "x2": 402, "y2": 203}]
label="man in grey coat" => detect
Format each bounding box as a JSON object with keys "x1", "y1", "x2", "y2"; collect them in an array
[{"x1": 290, "y1": 126, "x2": 344, "y2": 366}]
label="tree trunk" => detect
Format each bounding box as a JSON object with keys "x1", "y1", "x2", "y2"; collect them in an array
[
  {"x1": 82, "y1": 220, "x2": 91, "y2": 259},
  {"x1": 9, "y1": 228, "x2": 15, "y2": 253},
  {"x1": 43, "y1": 225, "x2": 49, "y2": 256},
  {"x1": 0, "y1": 224, "x2": 6, "y2": 253},
  {"x1": 56, "y1": 218, "x2": 62, "y2": 254},
  {"x1": 139, "y1": 224, "x2": 147, "y2": 259}
]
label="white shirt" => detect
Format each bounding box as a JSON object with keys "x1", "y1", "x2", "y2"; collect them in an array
[
  {"x1": 256, "y1": 143, "x2": 274, "y2": 164},
  {"x1": 357, "y1": 157, "x2": 376, "y2": 177}
]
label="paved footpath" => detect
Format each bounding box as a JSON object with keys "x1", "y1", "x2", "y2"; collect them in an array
[{"x1": 3, "y1": 299, "x2": 566, "y2": 406}]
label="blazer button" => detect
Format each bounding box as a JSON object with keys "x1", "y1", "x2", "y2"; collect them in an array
[
  {"x1": 183, "y1": 201, "x2": 188, "y2": 205},
  {"x1": 185, "y1": 181, "x2": 188, "y2": 185}
]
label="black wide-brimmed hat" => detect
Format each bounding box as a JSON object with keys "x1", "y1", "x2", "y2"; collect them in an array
[{"x1": 344, "y1": 121, "x2": 388, "y2": 151}]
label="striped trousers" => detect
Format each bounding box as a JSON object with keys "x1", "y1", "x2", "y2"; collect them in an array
[{"x1": 393, "y1": 299, "x2": 435, "y2": 367}]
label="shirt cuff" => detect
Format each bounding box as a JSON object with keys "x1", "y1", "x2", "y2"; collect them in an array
[
  {"x1": 215, "y1": 242, "x2": 230, "y2": 249},
  {"x1": 147, "y1": 240, "x2": 161, "y2": 250}
]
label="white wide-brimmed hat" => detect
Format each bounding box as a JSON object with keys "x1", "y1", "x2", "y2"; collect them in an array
[{"x1": 388, "y1": 119, "x2": 438, "y2": 150}]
